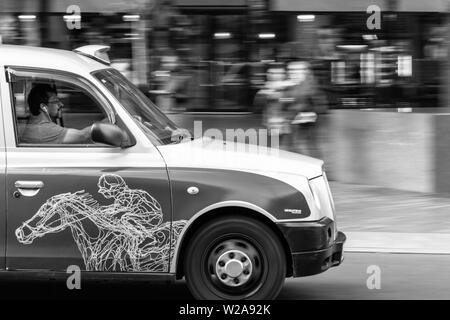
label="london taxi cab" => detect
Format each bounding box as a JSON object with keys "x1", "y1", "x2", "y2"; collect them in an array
[{"x1": 0, "y1": 45, "x2": 345, "y2": 300}]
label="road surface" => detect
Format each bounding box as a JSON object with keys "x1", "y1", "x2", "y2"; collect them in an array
[{"x1": 0, "y1": 253, "x2": 448, "y2": 300}]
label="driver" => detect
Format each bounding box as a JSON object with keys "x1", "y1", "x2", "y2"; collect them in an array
[{"x1": 21, "y1": 83, "x2": 96, "y2": 144}]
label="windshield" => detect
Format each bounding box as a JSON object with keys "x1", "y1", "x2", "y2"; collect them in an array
[{"x1": 93, "y1": 68, "x2": 190, "y2": 145}]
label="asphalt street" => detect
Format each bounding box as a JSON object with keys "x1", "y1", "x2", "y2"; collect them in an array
[
  {"x1": 0, "y1": 253, "x2": 448, "y2": 300},
  {"x1": 279, "y1": 252, "x2": 450, "y2": 300}
]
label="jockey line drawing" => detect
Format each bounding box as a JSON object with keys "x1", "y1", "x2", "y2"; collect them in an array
[{"x1": 15, "y1": 174, "x2": 187, "y2": 272}]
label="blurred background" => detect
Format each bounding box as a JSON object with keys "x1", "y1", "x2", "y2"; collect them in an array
[
  {"x1": 1, "y1": 0, "x2": 450, "y2": 194},
  {"x1": 1, "y1": 0, "x2": 448, "y2": 111}
]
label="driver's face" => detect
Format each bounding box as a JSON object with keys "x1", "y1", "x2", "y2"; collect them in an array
[{"x1": 46, "y1": 92, "x2": 64, "y2": 118}]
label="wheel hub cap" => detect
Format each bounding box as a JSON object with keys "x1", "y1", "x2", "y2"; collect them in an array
[
  {"x1": 225, "y1": 260, "x2": 243, "y2": 278},
  {"x1": 215, "y1": 250, "x2": 253, "y2": 287}
]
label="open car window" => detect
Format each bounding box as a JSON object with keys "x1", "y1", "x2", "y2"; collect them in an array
[{"x1": 7, "y1": 67, "x2": 113, "y2": 147}]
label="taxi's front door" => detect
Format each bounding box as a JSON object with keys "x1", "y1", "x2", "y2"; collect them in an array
[{"x1": 2, "y1": 69, "x2": 173, "y2": 273}]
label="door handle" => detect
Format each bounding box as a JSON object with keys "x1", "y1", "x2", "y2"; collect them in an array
[{"x1": 14, "y1": 181, "x2": 44, "y2": 197}]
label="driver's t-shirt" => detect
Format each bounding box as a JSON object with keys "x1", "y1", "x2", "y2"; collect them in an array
[{"x1": 21, "y1": 113, "x2": 67, "y2": 144}]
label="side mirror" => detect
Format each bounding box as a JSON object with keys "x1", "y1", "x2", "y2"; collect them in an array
[{"x1": 91, "y1": 123, "x2": 131, "y2": 148}]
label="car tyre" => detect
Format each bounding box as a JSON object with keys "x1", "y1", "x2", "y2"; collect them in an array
[{"x1": 184, "y1": 215, "x2": 286, "y2": 300}]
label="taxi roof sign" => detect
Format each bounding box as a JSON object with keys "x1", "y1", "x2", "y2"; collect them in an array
[{"x1": 74, "y1": 45, "x2": 111, "y2": 65}]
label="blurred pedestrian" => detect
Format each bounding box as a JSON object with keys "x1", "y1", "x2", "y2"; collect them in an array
[
  {"x1": 254, "y1": 63, "x2": 292, "y2": 144},
  {"x1": 283, "y1": 60, "x2": 328, "y2": 158},
  {"x1": 165, "y1": 55, "x2": 192, "y2": 112},
  {"x1": 151, "y1": 53, "x2": 192, "y2": 112}
]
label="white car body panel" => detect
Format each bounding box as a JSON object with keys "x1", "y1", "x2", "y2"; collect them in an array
[{"x1": 158, "y1": 137, "x2": 324, "y2": 179}]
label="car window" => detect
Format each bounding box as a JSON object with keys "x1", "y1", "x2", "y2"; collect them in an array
[
  {"x1": 93, "y1": 68, "x2": 188, "y2": 145},
  {"x1": 7, "y1": 68, "x2": 111, "y2": 147}
]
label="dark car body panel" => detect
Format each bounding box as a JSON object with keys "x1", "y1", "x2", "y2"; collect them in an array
[
  {"x1": 168, "y1": 168, "x2": 311, "y2": 222},
  {"x1": 6, "y1": 166, "x2": 171, "y2": 271}
]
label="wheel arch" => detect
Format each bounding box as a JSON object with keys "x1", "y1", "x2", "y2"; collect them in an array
[{"x1": 173, "y1": 203, "x2": 294, "y2": 279}]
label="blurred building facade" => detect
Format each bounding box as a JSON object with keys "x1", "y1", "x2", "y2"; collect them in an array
[{"x1": 0, "y1": 0, "x2": 448, "y2": 112}]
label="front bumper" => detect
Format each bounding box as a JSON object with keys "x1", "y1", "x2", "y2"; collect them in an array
[
  {"x1": 277, "y1": 218, "x2": 346, "y2": 277},
  {"x1": 291, "y1": 231, "x2": 345, "y2": 277}
]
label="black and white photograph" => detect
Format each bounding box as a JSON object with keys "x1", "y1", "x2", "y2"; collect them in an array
[{"x1": 0, "y1": 0, "x2": 449, "y2": 313}]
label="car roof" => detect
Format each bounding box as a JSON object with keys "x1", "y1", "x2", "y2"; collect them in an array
[{"x1": 0, "y1": 45, "x2": 110, "y2": 76}]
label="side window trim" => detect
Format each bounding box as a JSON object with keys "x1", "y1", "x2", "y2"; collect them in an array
[{"x1": 5, "y1": 66, "x2": 116, "y2": 148}]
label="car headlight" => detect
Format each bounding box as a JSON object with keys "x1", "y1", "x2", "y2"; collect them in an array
[
  {"x1": 309, "y1": 180, "x2": 322, "y2": 211},
  {"x1": 308, "y1": 174, "x2": 335, "y2": 221}
]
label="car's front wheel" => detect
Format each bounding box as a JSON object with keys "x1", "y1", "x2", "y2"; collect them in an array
[{"x1": 184, "y1": 215, "x2": 286, "y2": 300}]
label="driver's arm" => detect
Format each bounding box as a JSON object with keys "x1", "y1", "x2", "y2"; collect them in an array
[
  {"x1": 60, "y1": 126, "x2": 92, "y2": 144},
  {"x1": 60, "y1": 116, "x2": 110, "y2": 144}
]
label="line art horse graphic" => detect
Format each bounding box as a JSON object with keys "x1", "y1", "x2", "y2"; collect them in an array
[{"x1": 15, "y1": 174, "x2": 187, "y2": 272}]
